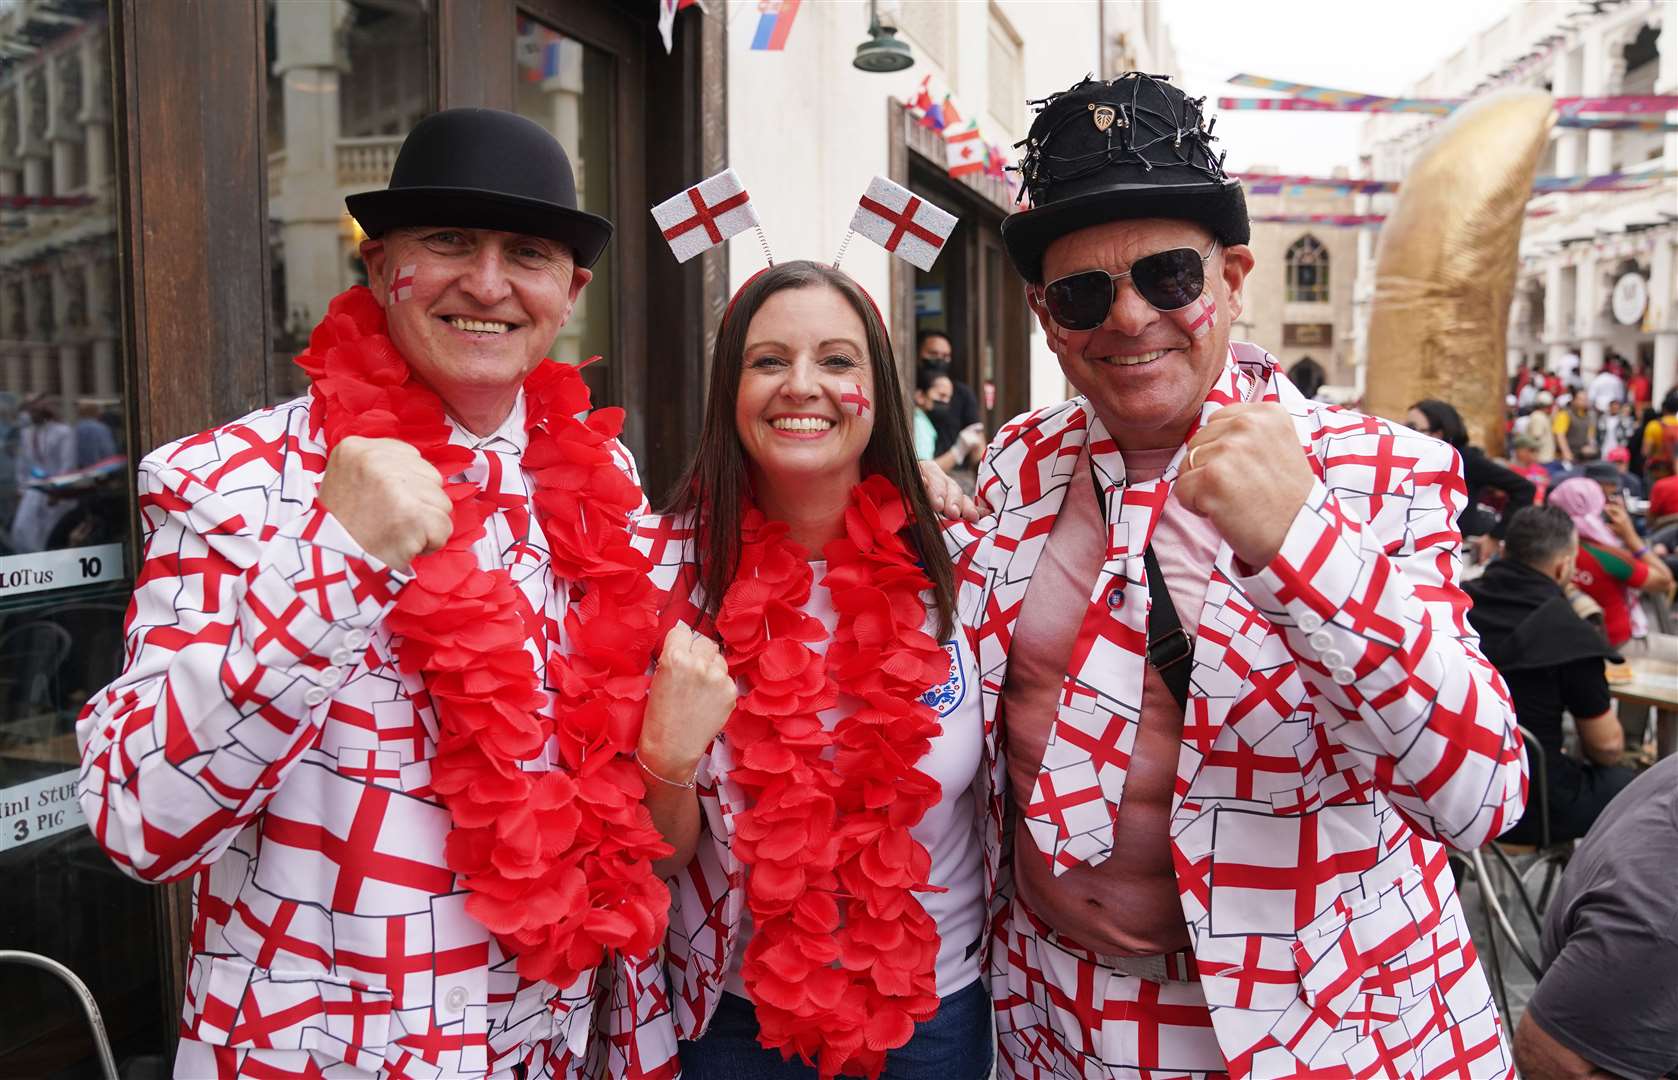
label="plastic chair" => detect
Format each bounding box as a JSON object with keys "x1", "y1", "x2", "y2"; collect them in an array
[{"x1": 0, "y1": 950, "x2": 119, "y2": 1080}]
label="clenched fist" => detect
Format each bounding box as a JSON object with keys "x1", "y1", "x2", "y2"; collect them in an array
[
  {"x1": 638, "y1": 623, "x2": 737, "y2": 785},
  {"x1": 317, "y1": 436, "x2": 453, "y2": 573},
  {"x1": 1175, "y1": 403, "x2": 1315, "y2": 569}
]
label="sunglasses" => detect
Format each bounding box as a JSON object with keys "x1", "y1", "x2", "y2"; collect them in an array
[{"x1": 1037, "y1": 240, "x2": 1218, "y2": 332}]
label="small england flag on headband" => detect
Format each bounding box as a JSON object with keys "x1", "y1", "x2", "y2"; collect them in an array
[
  {"x1": 651, "y1": 168, "x2": 759, "y2": 263},
  {"x1": 848, "y1": 176, "x2": 958, "y2": 272}
]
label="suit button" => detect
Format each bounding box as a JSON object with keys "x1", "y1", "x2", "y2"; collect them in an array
[
  {"x1": 1321, "y1": 648, "x2": 1347, "y2": 670},
  {"x1": 1297, "y1": 610, "x2": 1325, "y2": 633},
  {"x1": 1307, "y1": 630, "x2": 1335, "y2": 653},
  {"x1": 445, "y1": 986, "x2": 468, "y2": 1011},
  {"x1": 303, "y1": 686, "x2": 330, "y2": 706},
  {"x1": 343, "y1": 628, "x2": 369, "y2": 649},
  {"x1": 318, "y1": 666, "x2": 344, "y2": 688},
  {"x1": 329, "y1": 647, "x2": 354, "y2": 666},
  {"x1": 1332, "y1": 667, "x2": 1356, "y2": 686}
]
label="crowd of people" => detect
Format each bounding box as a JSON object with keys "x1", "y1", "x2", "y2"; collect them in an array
[
  {"x1": 1421, "y1": 353, "x2": 1677, "y2": 845},
  {"x1": 68, "y1": 76, "x2": 1674, "y2": 1080}
]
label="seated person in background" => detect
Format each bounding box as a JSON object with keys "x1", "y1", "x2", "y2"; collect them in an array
[
  {"x1": 913, "y1": 364, "x2": 984, "y2": 476},
  {"x1": 1466, "y1": 505, "x2": 1636, "y2": 845},
  {"x1": 1581, "y1": 455, "x2": 1641, "y2": 501},
  {"x1": 1514, "y1": 756, "x2": 1678, "y2": 1080},
  {"x1": 1510, "y1": 430, "x2": 1551, "y2": 502},
  {"x1": 1548, "y1": 476, "x2": 1674, "y2": 651}
]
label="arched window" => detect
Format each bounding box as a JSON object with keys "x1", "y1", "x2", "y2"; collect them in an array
[{"x1": 1286, "y1": 234, "x2": 1330, "y2": 303}]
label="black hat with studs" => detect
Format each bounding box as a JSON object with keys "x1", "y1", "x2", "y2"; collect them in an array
[
  {"x1": 346, "y1": 108, "x2": 613, "y2": 269},
  {"x1": 1001, "y1": 72, "x2": 1248, "y2": 283}
]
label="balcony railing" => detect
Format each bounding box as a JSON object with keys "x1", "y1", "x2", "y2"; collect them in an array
[
  {"x1": 265, "y1": 136, "x2": 405, "y2": 200},
  {"x1": 335, "y1": 136, "x2": 403, "y2": 188}
]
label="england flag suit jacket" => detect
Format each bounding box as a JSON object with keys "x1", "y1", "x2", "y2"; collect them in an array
[
  {"x1": 959, "y1": 345, "x2": 1527, "y2": 1079},
  {"x1": 75, "y1": 393, "x2": 642, "y2": 1079}
]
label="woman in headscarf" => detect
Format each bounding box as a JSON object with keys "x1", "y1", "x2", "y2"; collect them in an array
[{"x1": 1547, "y1": 475, "x2": 1673, "y2": 649}]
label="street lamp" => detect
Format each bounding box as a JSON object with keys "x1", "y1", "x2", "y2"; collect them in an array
[{"x1": 852, "y1": 0, "x2": 913, "y2": 73}]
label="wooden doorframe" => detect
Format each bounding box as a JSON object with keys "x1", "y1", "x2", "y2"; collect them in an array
[
  {"x1": 116, "y1": 0, "x2": 272, "y2": 1052},
  {"x1": 440, "y1": 0, "x2": 726, "y2": 505}
]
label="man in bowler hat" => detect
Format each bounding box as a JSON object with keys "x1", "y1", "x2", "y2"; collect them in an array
[
  {"x1": 953, "y1": 73, "x2": 1525, "y2": 1077},
  {"x1": 77, "y1": 109, "x2": 669, "y2": 1078}
]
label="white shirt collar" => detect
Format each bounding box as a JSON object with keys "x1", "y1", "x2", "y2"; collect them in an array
[{"x1": 448, "y1": 391, "x2": 529, "y2": 454}]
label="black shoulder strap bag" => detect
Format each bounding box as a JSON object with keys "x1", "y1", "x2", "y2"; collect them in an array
[{"x1": 1092, "y1": 467, "x2": 1193, "y2": 714}]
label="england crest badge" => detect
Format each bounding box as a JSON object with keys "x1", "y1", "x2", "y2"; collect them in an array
[{"x1": 919, "y1": 641, "x2": 966, "y2": 716}]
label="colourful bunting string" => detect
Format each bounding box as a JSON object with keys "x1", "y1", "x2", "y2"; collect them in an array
[
  {"x1": 1236, "y1": 169, "x2": 1677, "y2": 197},
  {"x1": 1221, "y1": 74, "x2": 1678, "y2": 132},
  {"x1": 904, "y1": 75, "x2": 1018, "y2": 190},
  {"x1": 1252, "y1": 205, "x2": 1560, "y2": 228}
]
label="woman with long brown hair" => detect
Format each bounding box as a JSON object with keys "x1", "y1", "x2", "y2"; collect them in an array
[{"x1": 629, "y1": 260, "x2": 998, "y2": 1079}]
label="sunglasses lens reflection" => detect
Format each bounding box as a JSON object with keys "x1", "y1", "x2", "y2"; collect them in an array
[
  {"x1": 1043, "y1": 247, "x2": 1209, "y2": 331},
  {"x1": 1044, "y1": 271, "x2": 1114, "y2": 332},
  {"x1": 1131, "y1": 247, "x2": 1206, "y2": 311}
]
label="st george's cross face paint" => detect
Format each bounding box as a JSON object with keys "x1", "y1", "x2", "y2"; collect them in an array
[
  {"x1": 1174, "y1": 291, "x2": 1217, "y2": 339},
  {"x1": 841, "y1": 382, "x2": 872, "y2": 419}
]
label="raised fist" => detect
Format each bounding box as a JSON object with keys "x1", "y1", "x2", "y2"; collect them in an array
[
  {"x1": 638, "y1": 623, "x2": 737, "y2": 785},
  {"x1": 317, "y1": 436, "x2": 453, "y2": 572},
  {"x1": 1175, "y1": 403, "x2": 1315, "y2": 569}
]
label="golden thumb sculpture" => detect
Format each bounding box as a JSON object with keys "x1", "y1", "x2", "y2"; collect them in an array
[{"x1": 1363, "y1": 90, "x2": 1555, "y2": 457}]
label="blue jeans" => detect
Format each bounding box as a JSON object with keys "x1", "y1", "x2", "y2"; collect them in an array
[{"x1": 678, "y1": 977, "x2": 994, "y2": 1080}]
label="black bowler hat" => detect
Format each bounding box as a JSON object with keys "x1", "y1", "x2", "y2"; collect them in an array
[
  {"x1": 346, "y1": 108, "x2": 613, "y2": 269},
  {"x1": 1001, "y1": 73, "x2": 1249, "y2": 283}
]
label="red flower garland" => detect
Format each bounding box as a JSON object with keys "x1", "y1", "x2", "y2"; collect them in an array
[
  {"x1": 715, "y1": 474, "x2": 952, "y2": 1079},
  {"x1": 295, "y1": 285, "x2": 670, "y2": 989}
]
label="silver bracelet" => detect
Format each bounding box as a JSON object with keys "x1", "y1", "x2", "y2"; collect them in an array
[{"x1": 635, "y1": 748, "x2": 697, "y2": 790}]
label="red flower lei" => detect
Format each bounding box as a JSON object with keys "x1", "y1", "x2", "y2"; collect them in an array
[
  {"x1": 295, "y1": 286, "x2": 670, "y2": 988},
  {"x1": 714, "y1": 474, "x2": 951, "y2": 1079}
]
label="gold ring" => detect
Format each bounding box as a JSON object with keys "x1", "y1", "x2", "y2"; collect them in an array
[{"x1": 1187, "y1": 446, "x2": 1201, "y2": 470}]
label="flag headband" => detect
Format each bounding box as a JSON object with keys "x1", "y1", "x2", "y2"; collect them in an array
[
  {"x1": 651, "y1": 170, "x2": 960, "y2": 274},
  {"x1": 652, "y1": 169, "x2": 959, "y2": 343}
]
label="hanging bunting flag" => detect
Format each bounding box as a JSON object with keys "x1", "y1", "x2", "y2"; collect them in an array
[
  {"x1": 750, "y1": 0, "x2": 801, "y2": 51},
  {"x1": 941, "y1": 95, "x2": 964, "y2": 128},
  {"x1": 1253, "y1": 205, "x2": 1558, "y2": 228},
  {"x1": 1230, "y1": 74, "x2": 1678, "y2": 116},
  {"x1": 658, "y1": 0, "x2": 703, "y2": 55},
  {"x1": 850, "y1": 176, "x2": 959, "y2": 271},
  {"x1": 1236, "y1": 169, "x2": 1677, "y2": 197},
  {"x1": 912, "y1": 75, "x2": 935, "y2": 115},
  {"x1": 652, "y1": 169, "x2": 759, "y2": 263},
  {"x1": 918, "y1": 99, "x2": 947, "y2": 133},
  {"x1": 1220, "y1": 75, "x2": 1678, "y2": 131},
  {"x1": 1221, "y1": 96, "x2": 1676, "y2": 131},
  {"x1": 1555, "y1": 95, "x2": 1678, "y2": 116},
  {"x1": 945, "y1": 124, "x2": 984, "y2": 179},
  {"x1": 1250, "y1": 213, "x2": 1389, "y2": 228},
  {"x1": 515, "y1": 18, "x2": 564, "y2": 83},
  {"x1": 984, "y1": 143, "x2": 1009, "y2": 181},
  {"x1": 1237, "y1": 173, "x2": 1397, "y2": 196},
  {"x1": 1534, "y1": 169, "x2": 1678, "y2": 192}
]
